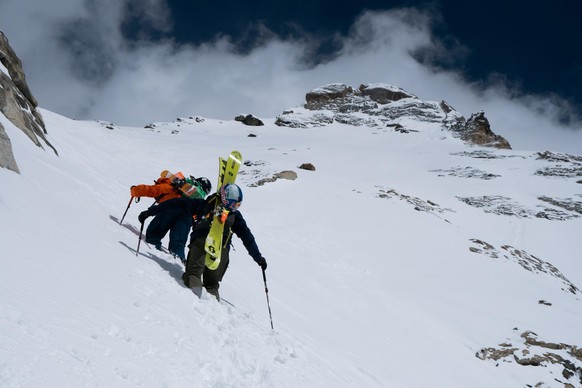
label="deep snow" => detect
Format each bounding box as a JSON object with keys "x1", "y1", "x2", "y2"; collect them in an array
[{"x1": 1, "y1": 106, "x2": 581, "y2": 387}]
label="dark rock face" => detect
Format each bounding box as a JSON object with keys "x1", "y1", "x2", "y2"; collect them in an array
[
  {"x1": 534, "y1": 151, "x2": 582, "y2": 178},
  {"x1": 469, "y1": 239, "x2": 580, "y2": 294},
  {"x1": 451, "y1": 150, "x2": 525, "y2": 160},
  {"x1": 303, "y1": 83, "x2": 415, "y2": 113},
  {"x1": 0, "y1": 122, "x2": 19, "y2": 172},
  {"x1": 359, "y1": 83, "x2": 416, "y2": 104},
  {"x1": 277, "y1": 83, "x2": 511, "y2": 149},
  {"x1": 477, "y1": 331, "x2": 582, "y2": 386},
  {"x1": 305, "y1": 83, "x2": 354, "y2": 109},
  {"x1": 0, "y1": 31, "x2": 57, "y2": 173},
  {"x1": 455, "y1": 111, "x2": 511, "y2": 149},
  {"x1": 235, "y1": 114, "x2": 264, "y2": 126},
  {"x1": 457, "y1": 195, "x2": 579, "y2": 221},
  {"x1": 0, "y1": 33, "x2": 38, "y2": 108},
  {"x1": 377, "y1": 187, "x2": 453, "y2": 224},
  {"x1": 430, "y1": 166, "x2": 501, "y2": 180},
  {"x1": 536, "y1": 151, "x2": 582, "y2": 163},
  {"x1": 538, "y1": 196, "x2": 582, "y2": 215},
  {"x1": 299, "y1": 163, "x2": 316, "y2": 171}
]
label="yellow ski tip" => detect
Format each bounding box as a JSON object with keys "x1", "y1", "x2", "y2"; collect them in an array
[{"x1": 230, "y1": 150, "x2": 243, "y2": 164}]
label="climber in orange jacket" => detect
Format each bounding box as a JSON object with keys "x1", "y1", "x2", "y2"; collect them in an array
[
  {"x1": 131, "y1": 177, "x2": 181, "y2": 204},
  {"x1": 130, "y1": 175, "x2": 212, "y2": 263}
]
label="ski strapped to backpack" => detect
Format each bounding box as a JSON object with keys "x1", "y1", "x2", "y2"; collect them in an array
[{"x1": 204, "y1": 150, "x2": 242, "y2": 270}]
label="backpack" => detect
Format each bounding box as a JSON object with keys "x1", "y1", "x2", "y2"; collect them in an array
[{"x1": 160, "y1": 170, "x2": 206, "y2": 199}]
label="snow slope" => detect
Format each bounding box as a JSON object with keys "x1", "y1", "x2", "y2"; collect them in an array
[{"x1": 1, "y1": 107, "x2": 581, "y2": 387}]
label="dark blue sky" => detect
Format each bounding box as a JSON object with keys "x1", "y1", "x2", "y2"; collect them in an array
[
  {"x1": 123, "y1": 0, "x2": 582, "y2": 123},
  {"x1": 3, "y1": 0, "x2": 581, "y2": 150}
]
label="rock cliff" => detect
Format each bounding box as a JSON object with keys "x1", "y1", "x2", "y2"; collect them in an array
[{"x1": 0, "y1": 31, "x2": 57, "y2": 173}]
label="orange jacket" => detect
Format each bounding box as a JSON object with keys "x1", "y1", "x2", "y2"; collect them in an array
[{"x1": 130, "y1": 178, "x2": 181, "y2": 203}]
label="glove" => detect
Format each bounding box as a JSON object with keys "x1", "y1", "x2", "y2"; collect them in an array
[
  {"x1": 138, "y1": 210, "x2": 150, "y2": 224},
  {"x1": 256, "y1": 256, "x2": 267, "y2": 270}
]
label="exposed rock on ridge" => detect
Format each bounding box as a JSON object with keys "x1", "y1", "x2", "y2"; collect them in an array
[
  {"x1": 477, "y1": 330, "x2": 582, "y2": 386},
  {"x1": 469, "y1": 238, "x2": 580, "y2": 294},
  {"x1": 0, "y1": 31, "x2": 57, "y2": 173},
  {"x1": 276, "y1": 83, "x2": 511, "y2": 149},
  {"x1": 460, "y1": 111, "x2": 511, "y2": 149}
]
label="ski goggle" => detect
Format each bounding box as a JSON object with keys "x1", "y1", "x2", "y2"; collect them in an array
[{"x1": 224, "y1": 200, "x2": 241, "y2": 212}]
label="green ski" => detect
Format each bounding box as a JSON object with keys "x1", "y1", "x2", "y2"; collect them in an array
[{"x1": 204, "y1": 150, "x2": 242, "y2": 270}]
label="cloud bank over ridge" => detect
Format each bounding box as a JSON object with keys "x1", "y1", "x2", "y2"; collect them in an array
[{"x1": 1, "y1": 0, "x2": 580, "y2": 153}]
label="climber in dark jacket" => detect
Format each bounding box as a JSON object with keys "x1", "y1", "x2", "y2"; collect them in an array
[{"x1": 139, "y1": 183, "x2": 267, "y2": 300}]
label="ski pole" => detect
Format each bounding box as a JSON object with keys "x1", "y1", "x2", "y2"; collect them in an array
[
  {"x1": 262, "y1": 268, "x2": 274, "y2": 330},
  {"x1": 136, "y1": 220, "x2": 145, "y2": 257},
  {"x1": 120, "y1": 196, "x2": 134, "y2": 225}
]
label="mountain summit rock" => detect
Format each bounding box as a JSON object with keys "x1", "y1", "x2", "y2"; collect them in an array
[{"x1": 277, "y1": 83, "x2": 511, "y2": 150}]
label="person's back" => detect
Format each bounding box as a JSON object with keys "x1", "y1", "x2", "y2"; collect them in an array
[
  {"x1": 131, "y1": 175, "x2": 212, "y2": 263},
  {"x1": 180, "y1": 183, "x2": 267, "y2": 300},
  {"x1": 130, "y1": 177, "x2": 181, "y2": 203}
]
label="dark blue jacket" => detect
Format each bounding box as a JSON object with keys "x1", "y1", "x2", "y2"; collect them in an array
[
  {"x1": 148, "y1": 196, "x2": 208, "y2": 220},
  {"x1": 148, "y1": 196, "x2": 262, "y2": 262}
]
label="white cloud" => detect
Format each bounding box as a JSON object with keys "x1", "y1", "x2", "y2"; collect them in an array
[{"x1": 1, "y1": 2, "x2": 580, "y2": 153}]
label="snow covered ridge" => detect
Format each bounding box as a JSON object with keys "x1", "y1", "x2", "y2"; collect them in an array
[{"x1": 275, "y1": 83, "x2": 511, "y2": 149}]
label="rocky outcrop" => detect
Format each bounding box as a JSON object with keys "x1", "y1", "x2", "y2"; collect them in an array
[
  {"x1": 469, "y1": 238, "x2": 580, "y2": 294},
  {"x1": 536, "y1": 151, "x2": 582, "y2": 163},
  {"x1": 538, "y1": 196, "x2": 582, "y2": 215},
  {"x1": 457, "y1": 111, "x2": 511, "y2": 149},
  {"x1": 303, "y1": 83, "x2": 415, "y2": 113},
  {"x1": 0, "y1": 122, "x2": 19, "y2": 172},
  {"x1": 248, "y1": 170, "x2": 297, "y2": 187},
  {"x1": 359, "y1": 83, "x2": 417, "y2": 104},
  {"x1": 377, "y1": 187, "x2": 454, "y2": 224},
  {"x1": 451, "y1": 150, "x2": 525, "y2": 160},
  {"x1": 239, "y1": 160, "x2": 298, "y2": 187},
  {"x1": 0, "y1": 31, "x2": 57, "y2": 173},
  {"x1": 477, "y1": 330, "x2": 582, "y2": 386},
  {"x1": 430, "y1": 166, "x2": 501, "y2": 180},
  {"x1": 441, "y1": 102, "x2": 511, "y2": 149},
  {"x1": 276, "y1": 83, "x2": 511, "y2": 149},
  {"x1": 235, "y1": 114, "x2": 264, "y2": 126},
  {"x1": 305, "y1": 83, "x2": 355, "y2": 109},
  {"x1": 534, "y1": 151, "x2": 582, "y2": 178},
  {"x1": 457, "y1": 195, "x2": 579, "y2": 221},
  {"x1": 298, "y1": 163, "x2": 316, "y2": 171}
]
